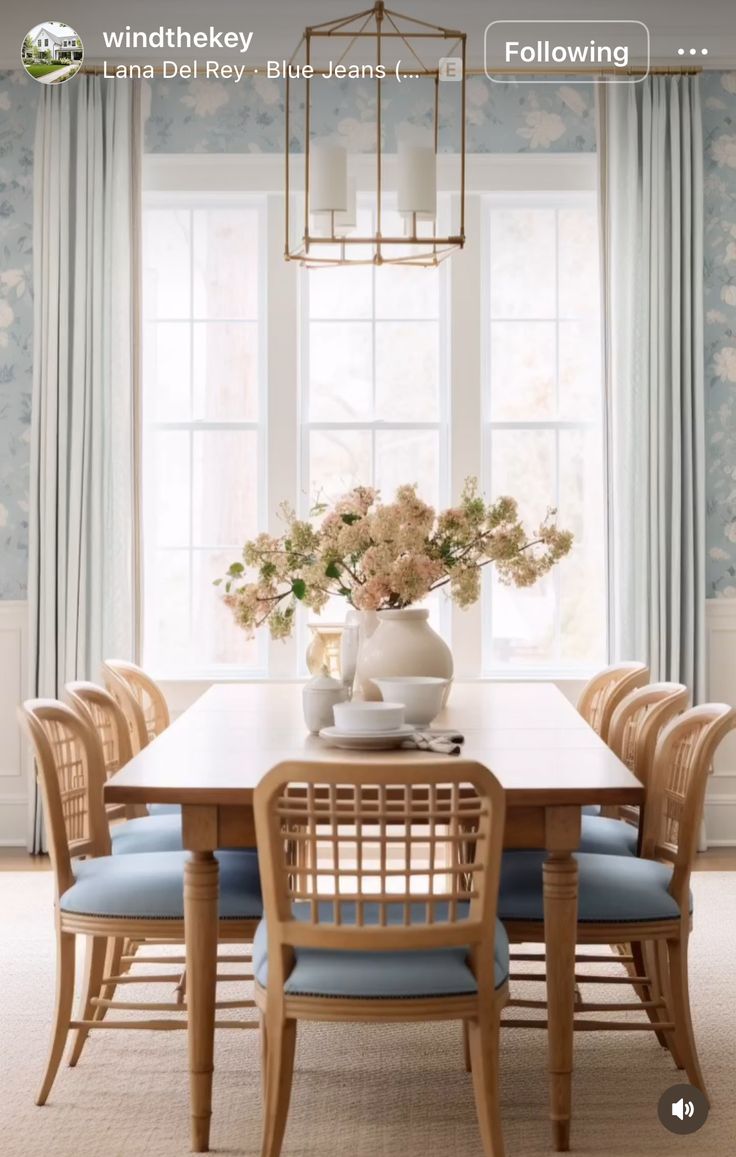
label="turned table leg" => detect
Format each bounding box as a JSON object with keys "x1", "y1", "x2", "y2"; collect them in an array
[
  {"x1": 184, "y1": 850, "x2": 219, "y2": 1152},
  {"x1": 543, "y1": 807, "x2": 580, "y2": 1153}
]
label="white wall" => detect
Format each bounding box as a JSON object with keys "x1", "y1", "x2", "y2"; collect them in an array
[
  {"x1": 2, "y1": 598, "x2": 736, "y2": 847},
  {"x1": 0, "y1": 601, "x2": 28, "y2": 846}
]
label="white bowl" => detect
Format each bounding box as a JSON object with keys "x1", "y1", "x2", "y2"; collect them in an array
[
  {"x1": 374, "y1": 676, "x2": 449, "y2": 727},
  {"x1": 332, "y1": 700, "x2": 405, "y2": 734}
]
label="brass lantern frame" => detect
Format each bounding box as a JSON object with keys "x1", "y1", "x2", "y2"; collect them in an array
[{"x1": 284, "y1": 1, "x2": 467, "y2": 268}]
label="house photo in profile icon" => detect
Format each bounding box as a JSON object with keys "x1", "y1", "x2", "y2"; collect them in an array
[{"x1": 21, "y1": 20, "x2": 84, "y2": 85}]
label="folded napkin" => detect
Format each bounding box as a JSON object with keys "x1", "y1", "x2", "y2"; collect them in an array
[{"x1": 400, "y1": 730, "x2": 465, "y2": 755}]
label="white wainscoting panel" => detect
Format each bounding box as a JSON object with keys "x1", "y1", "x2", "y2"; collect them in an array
[
  {"x1": 0, "y1": 601, "x2": 28, "y2": 846},
  {"x1": 706, "y1": 599, "x2": 736, "y2": 845}
]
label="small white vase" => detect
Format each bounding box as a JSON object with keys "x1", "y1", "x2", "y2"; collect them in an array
[{"x1": 354, "y1": 608, "x2": 453, "y2": 701}]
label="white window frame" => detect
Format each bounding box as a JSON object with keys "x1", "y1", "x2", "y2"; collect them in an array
[
  {"x1": 479, "y1": 187, "x2": 608, "y2": 679},
  {"x1": 143, "y1": 153, "x2": 604, "y2": 690}
]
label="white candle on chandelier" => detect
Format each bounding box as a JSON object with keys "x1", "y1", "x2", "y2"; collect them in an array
[
  {"x1": 397, "y1": 144, "x2": 437, "y2": 218},
  {"x1": 309, "y1": 142, "x2": 348, "y2": 213}
]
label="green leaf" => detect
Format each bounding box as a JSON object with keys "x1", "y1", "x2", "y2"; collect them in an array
[
  {"x1": 292, "y1": 578, "x2": 307, "y2": 600},
  {"x1": 325, "y1": 561, "x2": 341, "y2": 580},
  {"x1": 341, "y1": 512, "x2": 360, "y2": 525},
  {"x1": 338, "y1": 586, "x2": 352, "y2": 598},
  {"x1": 228, "y1": 562, "x2": 245, "y2": 576},
  {"x1": 212, "y1": 578, "x2": 223, "y2": 586}
]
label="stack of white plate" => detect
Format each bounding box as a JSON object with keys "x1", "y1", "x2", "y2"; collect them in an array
[{"x1": 319, "y1": 701, "x2": 413, "y2": 750}]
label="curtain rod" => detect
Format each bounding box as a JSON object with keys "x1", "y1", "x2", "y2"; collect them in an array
[{"x1": 76, "y1": 62, "x2": 702, "y2": 78}]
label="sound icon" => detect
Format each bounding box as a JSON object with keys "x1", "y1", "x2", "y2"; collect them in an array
[{"x1": 672, "y1": 1098, "x2": 695, "y2": 1121}]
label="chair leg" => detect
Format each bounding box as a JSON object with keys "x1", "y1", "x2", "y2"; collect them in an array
[
  {"x1": 667, "y1": 937, "x2": 708, "y2": 1102},
  {"x1": 260, "y1": 1015, "x2": 297, "y2": 1157},
  {"x1": 68, "y1": 935, "x2": 108, "y2": 1067},
  {"x1": 37, "y1": 928, "x2": 75, "y2": 1105},
  {"x1": 462, "y1": 1020, "x2": 472, "y2": 1072},
  {"x1": 653, "y1": 941, "x2": 685, "y2": 1069},
  {"x1": 467, "y1": 1013, "x2": 505, "y2": 1157}
]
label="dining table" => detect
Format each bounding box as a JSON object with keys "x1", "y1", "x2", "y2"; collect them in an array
[{"x1": 104, "y1": 680, "x2": 644, "y2": 1154}]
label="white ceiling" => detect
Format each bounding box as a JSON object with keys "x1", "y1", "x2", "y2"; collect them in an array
[{"x1": 3, "y1": 0, "x2": 736, "y2": 70}]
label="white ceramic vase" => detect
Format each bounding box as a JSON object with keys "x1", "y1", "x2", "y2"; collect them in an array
[{"x1": 354, "y1": 608, "x2": 453, "y2": 701}]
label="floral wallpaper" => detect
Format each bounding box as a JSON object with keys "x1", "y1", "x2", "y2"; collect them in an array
[
  {"x1": 703, "y1": 72, "x2": 736, "y2": 596},
  {"x1": 0, "y1": 71, "x2": 33, "y2": 600},
  {"x1": 2, "y1": 69, "x2": 736, "y2": 597},
  {"x1": 144, "y1": 75, "x2": 596, "y2": 154}
]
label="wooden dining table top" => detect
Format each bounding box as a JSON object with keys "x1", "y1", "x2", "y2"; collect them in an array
[{"x1": 105, "y1": 681, "x2": 644, "y2": 809}]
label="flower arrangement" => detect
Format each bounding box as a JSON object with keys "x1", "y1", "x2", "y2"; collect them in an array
[{"x1": 217, "y1": 478, "x2": 573, "y2": 640}]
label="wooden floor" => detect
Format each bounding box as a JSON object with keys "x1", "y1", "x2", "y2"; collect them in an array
[{"x1": 2, "y1": 848, "x2": 736, "y2": 870}]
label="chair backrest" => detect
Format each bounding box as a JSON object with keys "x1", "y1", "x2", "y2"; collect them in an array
[
  {"x1": 254, "y1": 759, "x2": 506, "y2": 998},
  {"x1": 577, "y1": 662, "x2": 649, "y2": 743},
  {"x1": 641, "y1": 704, "x2": 736, "y2": 905},
  {"x1": 17, "y1": 700, "x2": 111, "y2": 896},
  {"x1": 64, "y1": 681, "x2": 145, "y2": 821},
  {"x1": 608, "y1": 682, "x2": 690, "y2": 787},
  {"x1": 101, "y1": 660, "x2": 170, "y2": 754}
]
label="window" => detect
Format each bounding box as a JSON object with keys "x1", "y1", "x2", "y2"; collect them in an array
[
  {"x1": 141, "y1": 195, "x2": 267, "y2": 676},
  {"x1": 482, "y1": 194, "x2": 607, "y2": 672},
  {"x1": 141, "y1": 156, "x2": 606, "y2": 680},
  {"x1": 300, "y1": 199, "x2": 449, "y2": 632}
]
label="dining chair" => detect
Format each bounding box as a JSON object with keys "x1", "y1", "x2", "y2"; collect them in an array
[
  {"x1": 101, "y1": 660, "x2": 179, "y2": 816},
  {"x1": 577, "y1": 662, "x2": 650, "y2": 744},
  {"x1": 18, "y1": 699, "x2": 262, "y2": 1104},
  {"x1": 499, "y1": 703, "x2": 736, "y2": 1101},
  {"x1": 64, "y1": 682, "x2": 183, "y2": 853},
  {"x1": 253, "y1": 759, "x2": 509, "y2": 1157},
  {"x1": 578, "y1": 682, "x2": 689, "y2": 856}
]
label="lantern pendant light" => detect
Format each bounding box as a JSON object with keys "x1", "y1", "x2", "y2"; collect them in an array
[{"x1": 284, "y1": 1, "x2": 467, "y2": 268}]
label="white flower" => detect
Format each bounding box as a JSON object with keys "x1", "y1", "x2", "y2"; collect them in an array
[
  {"x1": 0, "y1": 269, "x2": 25, "y2": 297},
  {"x1": 721, "y1": 285, "x2": 736, "y2": 306},
  {"x1": 719, "y1": 586, "x2": 736, "y2": 599},
  {"x1": 0, "y1": 299, "x2": 14, "y2": 328},
  {"x1": 711, "y1": 134, "x2": 736, "y2": 169},
  {"x1": 714, "y1": 347, "x2": 736, "y2": 382},
  {"x1": 0, "y1": 93, "x2": 10, "y2": 112},
  {"x1": 181, "y1": 82, "x2": 229, "y2": 117},
  {"x1": 518, "y1": 110, "x2": 566, "y2": 149},
  {"x1": 706, "y1": 97, "x2": 726, "y2": 110},
  {"x1": 467, "y1": 78, "x2": 489, "y2": 108},
  {"x1": 336, "y1": 118, "x2": 378, "y2": 152},
  {"x1": 252, "y1": 75, "x2": 280, "y2": 106},
  {"x1": 721, "y1": 73, "x2": 736, "y2": 94},
  {"x1": 725, "y1": 522, "x2": 736, "y2": 544},
  {"x1": 0, "y1": 503, "x2": 7, "y2": 528},
  {"x1": 558, "y1": 86, "x2": 587, "y2": 117},
  {"x1": 727, "y1": 242, "x2": 736, "y2": 263},
  {"x1": 707, "y1": 309, "x2": 727, "y2": 324},
  {"x1": 710, "y1": 547, "x2": 731, "y2": 561}
]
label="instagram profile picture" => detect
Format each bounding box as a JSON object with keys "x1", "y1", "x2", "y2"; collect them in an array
[{"x1": 21, "y1": 20, "x2": 84, "y2": 84}]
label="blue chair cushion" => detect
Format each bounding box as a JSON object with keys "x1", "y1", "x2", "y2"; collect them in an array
[
  {"x1": 61, "y1": 850, "x2": 262, "y2": 921},
  {"x1": 252, "y1": 906, "x2": 509, "y2": 999},
  {"x1": 148, "y1": 804, "x2": 181, "y2": 816},
  {"x1": 499, "y1": 851, "x2": 691, "y2": 924},
  {"x1": 112, "y1": 814, "x2": 183, "y2": 854},
  {"x1": 578, "y1": 815, "x2": 638, "y2": 858},
  {"x1": 581, "y1": 805, "x2": 601, "y2": 816}
]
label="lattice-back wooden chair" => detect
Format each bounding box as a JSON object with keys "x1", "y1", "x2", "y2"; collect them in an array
[
  {"x1": 64, "y1": 681, "x2": 183, "y2": 854},
  {"x1": 579, "y1": 682, "x2": 690, "y2": 850},
  {"x1": 101, "y1": 659, "x2": 170, "y2": 753},
  {"x1": 500, "y1": 703, "x2": 736, "y2": 1103},
  {"x1": 64, "y1": 681, "x2": 144, "y2": 822},
  {"x1": 18, "y1": 699, "x2": 262, "y2": 1105},
  {"x1": 101, "y1": 661, "x2": 178, "y2": 817},
  {"x1": 254, "y1": 759, "x2": 508, "y2": 1157},
  {"x1": 577, "y1": 662, "x2": 650, "y2": 743}
]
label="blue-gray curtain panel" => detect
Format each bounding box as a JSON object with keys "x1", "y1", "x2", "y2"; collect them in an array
[
  {"x1": 28, "y1": 78, "x2": 142, "y2": 852},
  {"x1": 599, "y1": 77, "x2": 706, "y2": 701}
]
